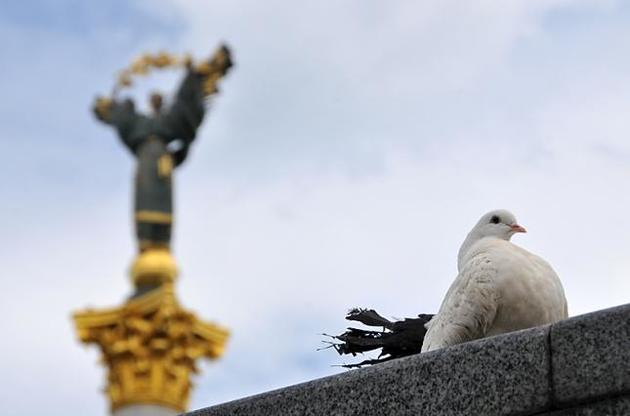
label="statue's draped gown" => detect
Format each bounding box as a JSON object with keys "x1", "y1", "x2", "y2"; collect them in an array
[{"x1": 99, "y1": 70, "x2": 206, "y2": 249}]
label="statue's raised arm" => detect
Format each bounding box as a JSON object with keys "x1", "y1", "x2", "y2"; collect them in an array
[{"x1": 160, "y1": 45, "x2": 233, "y2": 165}]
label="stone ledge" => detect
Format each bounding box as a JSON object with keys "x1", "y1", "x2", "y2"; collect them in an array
[
  {"x1": 541, "y1": 395, "x2": 630, "y2": 415},
  {"x1": 550, "y1": 304, "x2": 630, "y2": 405},
  {"x1": 185, "y1": 303, "x2": 630, "y2": 416}
]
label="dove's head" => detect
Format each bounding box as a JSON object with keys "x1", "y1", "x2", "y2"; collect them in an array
[
  {"x1": 457, "y1": 209, "x2": 527, "y2": 270},
  {"x1": 473, "y1": 209, "x2": 527, "y2": 241}
]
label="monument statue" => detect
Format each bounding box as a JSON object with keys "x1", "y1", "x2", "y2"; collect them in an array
[
  {"x1": 93, "y1": 45, "x2": 232, "y2": 255},
  {"x1": 73, "y1": 45, "x2": 233, "y2": 415}
]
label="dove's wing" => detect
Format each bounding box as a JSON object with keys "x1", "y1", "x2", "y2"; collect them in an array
[{"x1": 421, "y1": 253, "x2": 499, "y2": 352}]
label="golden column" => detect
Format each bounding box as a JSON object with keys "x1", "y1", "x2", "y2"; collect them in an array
[{"x1": 73, "y1": 46, "x2": 232, "y2": 415}]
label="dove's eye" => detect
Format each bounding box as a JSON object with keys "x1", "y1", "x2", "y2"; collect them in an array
[{"x1": 490, "y1": 215, "x2": 500, "y2": 224}]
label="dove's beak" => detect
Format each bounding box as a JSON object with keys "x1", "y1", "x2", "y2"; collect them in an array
[{"x1": 511, "y1": 224, "x2": 527, "y2": 233}]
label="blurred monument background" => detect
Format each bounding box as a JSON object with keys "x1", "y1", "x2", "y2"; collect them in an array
[
  {"x1": 73, "y1": 47, "x2": 233, "y2": 415},
  {"x1": 2, "y1": 1, "x2": 630, "y2": 415}
]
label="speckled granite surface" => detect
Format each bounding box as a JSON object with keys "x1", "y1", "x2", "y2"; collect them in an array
[
  {"x1": 542, "y1": 396, "x2": 630, "y2": 415},
  {"x1": 184, "y1": 303, "x2": 630, "y2": 416},
  {"x1": 551, "y1": 304, "x2": 630, "y2": 405}
]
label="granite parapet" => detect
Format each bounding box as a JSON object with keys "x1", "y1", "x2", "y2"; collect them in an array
[{"x1": 185, "y1": 303, "x2": 630, "y2": 416}]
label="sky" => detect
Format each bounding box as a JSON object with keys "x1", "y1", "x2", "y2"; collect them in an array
[{"x1": 2, "y1": 0, "x2": 630, "y2": 414}]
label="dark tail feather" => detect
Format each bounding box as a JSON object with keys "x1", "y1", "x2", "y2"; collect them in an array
[
  {"x1": 345, "y1": 308, "x2": 394, "y2": 329},
  {"x1": 323, "y1": 309, "x2": 434, "y2": 368}
]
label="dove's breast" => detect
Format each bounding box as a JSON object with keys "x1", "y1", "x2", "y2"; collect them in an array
[{"x1": 482, "y1": 241, "x2": 568, "y2": 336}]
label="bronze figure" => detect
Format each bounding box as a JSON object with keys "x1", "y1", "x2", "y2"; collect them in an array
[{"x1": 93, "y1": 45, "x2": 233, "y2": 252}]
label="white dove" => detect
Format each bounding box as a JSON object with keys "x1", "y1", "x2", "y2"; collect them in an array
[{"x1": 421, "y1": 209, "x2": 568, "y2": 352}]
